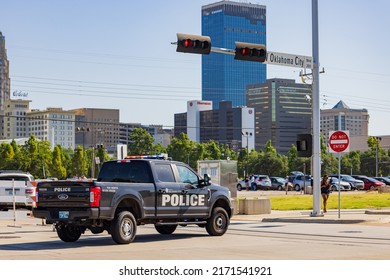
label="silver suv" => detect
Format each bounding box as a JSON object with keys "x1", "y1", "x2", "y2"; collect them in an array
[
  {"x1": 293, "y1": 175, "x2": 312, "y2": 191},
  {"x1": 250, "y1": 175, "x2": 272, "y2": 190}
]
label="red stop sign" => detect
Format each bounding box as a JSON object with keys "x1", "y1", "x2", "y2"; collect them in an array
[{"x1": 329, "y1": 131, "x2": 350, "y2": 153}]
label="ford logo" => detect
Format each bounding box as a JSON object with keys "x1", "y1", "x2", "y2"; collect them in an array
[{"x1": 58, "y1": 194, "x2": 69, "y2": 200}]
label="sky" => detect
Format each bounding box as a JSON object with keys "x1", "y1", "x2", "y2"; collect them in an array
[{"x1": 1, "y1": 0, "x2": 390, "y2": 136}]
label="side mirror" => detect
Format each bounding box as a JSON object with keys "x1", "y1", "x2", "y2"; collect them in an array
[{"x1": 202, "y1": 174, "x2": 211, "y2": 186}]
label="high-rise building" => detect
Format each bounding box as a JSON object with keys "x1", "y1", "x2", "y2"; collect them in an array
[
  {"x1": 247, "y1": 78, "x2": 312, "y2": 155},
  {"x1": 201, "y1": 1, "x2": 266, "y2": 109},
  {"x1": 0, "y1": 31, "x2": 11, "y2": 138}
]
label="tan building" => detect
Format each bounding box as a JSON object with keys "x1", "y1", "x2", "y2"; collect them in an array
[
  {"x1": 71, "y1": 108, "x2": 120, "y2": 153},
  {"x1": 27, "y1": 107, "x2": 75, "y2": 149},
  {"x1": 321, "y1": 100, "x2": 369, "y2": 137}
]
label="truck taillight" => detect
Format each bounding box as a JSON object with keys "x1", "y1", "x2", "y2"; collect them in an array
[{"x1": 90, "y1": 187, "x2": 101, "y2": 207}]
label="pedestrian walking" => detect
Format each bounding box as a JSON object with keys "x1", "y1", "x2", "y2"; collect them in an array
[{"x1": 321, "y1": 174, "x2": 331, "y2": 213}]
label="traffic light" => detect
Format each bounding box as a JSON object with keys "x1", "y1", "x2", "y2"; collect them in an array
[
  {"x1": 234, "y1": 42, "x2": 266, "y2": 62},
  {"x1": 296, "y1": 134, "x2": 312, "y2": 157},
  {"x1": 176, "y1": 33, "x2": 211, "y2": 55}
]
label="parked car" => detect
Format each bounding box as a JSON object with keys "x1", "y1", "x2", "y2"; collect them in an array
[
  {"x1": 328, "y1": 177, "x2": 352, "y2": 191},
  {"x1": 293, "y1": 175, "x2": 312, "y2": 191},
  {"x1": 351, "y1": 175, "x2": 385, "y2": 190},
  {"x1": 374, "y1": 177, "x2": 390, "y2": 186},
  {"x1": 250, "y1": 175, "x2": 272, "y2": 190},
  {"x1": 329, "y1": 174, "x2": 364, "y2": 190},
  {"x1": 270, "y1": 177, "x2": 287, "y2": 191}
]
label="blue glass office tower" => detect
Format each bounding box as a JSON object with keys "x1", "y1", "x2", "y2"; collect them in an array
[{"x1": 202, "y1": 1, "x2": 266, "y2": 109}]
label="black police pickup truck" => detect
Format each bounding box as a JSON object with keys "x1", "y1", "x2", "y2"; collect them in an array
[{"x1": 33, "y1": 156, "x2": 233, "y2": 244}]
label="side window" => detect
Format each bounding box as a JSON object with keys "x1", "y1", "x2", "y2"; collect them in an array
[
  {"x1": 155, "y1": 164, "x2": 175, "y2": 182},
  {"x1": 177, "y1": 165, "x2": 198, "y2": 184}
]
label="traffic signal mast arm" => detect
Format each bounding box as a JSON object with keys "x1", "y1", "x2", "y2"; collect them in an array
[{"x1": 175, "y1": 33, "x2": 266, "y2": 62}]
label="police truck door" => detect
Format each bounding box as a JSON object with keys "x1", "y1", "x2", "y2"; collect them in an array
[{"x1": 153, "y1": 162, "x2": 209, "y2": 218}]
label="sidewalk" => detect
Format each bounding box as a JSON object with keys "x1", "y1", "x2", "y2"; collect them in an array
[{"x1": 232, "y1": 209, "x2": 390, "y2": 225}]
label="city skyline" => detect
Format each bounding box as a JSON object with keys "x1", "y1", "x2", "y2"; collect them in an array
[{"x1": 1, "y1": 0, "x2": 389, "y2": 136}]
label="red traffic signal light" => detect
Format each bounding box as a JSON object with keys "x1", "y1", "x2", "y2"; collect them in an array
[
  {"x1": 176, "y1": 33, "x2": 211, "y2": 55},
  {"x1": 235, "y1": 42, "x2": 266, "y2": 62}
]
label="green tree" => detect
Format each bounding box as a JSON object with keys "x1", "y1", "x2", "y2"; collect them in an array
[
  {"x1": 72, "y1": 146, "x2": 88, "y2": 177},
  {"x1": 167, "y1": 133, "x2": 196, "y2": 164},
  {"x1": 50, "y1": 145, "x2": 67, "y2": 179},
  {"x1": 0, "y1": 142, "x2": 14, "y2": 169},
  {"x1": 287, "y1": 144, "x2": 310, "y2": 174},
  {"x1": 128, "y1": 128, "x2": 154, "y2": 155},
  {"x1": 203, "y1": 140, "x2": 222, "y2": 160},
  {"x1": 151, "y1": 142, "x2": 167, "y2": 155},
  {"x1": 253, "y1": 140, "x2": 288, "y2": 177}
]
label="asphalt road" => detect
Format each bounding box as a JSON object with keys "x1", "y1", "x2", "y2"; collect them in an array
[{"x1": 1, "y1": 216, "x2": 390, "y2": 260}]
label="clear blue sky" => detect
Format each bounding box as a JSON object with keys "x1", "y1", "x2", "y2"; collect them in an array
[{"x1": 1, "y1": 0, "x2": 389, "y2": 135}]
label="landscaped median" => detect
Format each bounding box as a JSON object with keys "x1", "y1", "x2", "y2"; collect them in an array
[{"x1": 234, "y1": 191, "x2": 390, "y2": 213}]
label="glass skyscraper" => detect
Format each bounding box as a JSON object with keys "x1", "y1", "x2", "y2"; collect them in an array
[{"x1": 201, "y1": 1, "x2": 266, "y2": 109}]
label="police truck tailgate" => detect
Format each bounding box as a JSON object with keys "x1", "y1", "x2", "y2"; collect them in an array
[{"x1": 36, "y1": 181, "x2": 95, "y2": 208}]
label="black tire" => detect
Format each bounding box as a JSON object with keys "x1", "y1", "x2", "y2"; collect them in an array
[
  {"x1": 56, "y1": 224, "x2": 82, "y2": 242},
  {"x1": 237, "y1": 184, "x2": 242, "y2": 191},
  {"x1": 155, "y1": 224, "x2": 177, "y2": 234},
  {"x1": 295, "y1": 184, "x2": 301, "y2": 191},
  {"x1": 206, "y1": 207, "x2": 229, "y2": 236},
  {"x1": 277, "y1": 185, "x2": 282, "y2": 191},
  {"x1": 110, "y1": 211, "x2": 137, "y2": 244}
]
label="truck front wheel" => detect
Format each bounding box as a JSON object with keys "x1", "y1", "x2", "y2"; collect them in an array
[
  {"x1": 206, "y1": 207, "x2": 229, "y2": 236},
  {"x1": 110, "y1": 211, "x2": 137, "y2": 244},
  {"x1": 56, "y1": 224, "x2": 82, "y2": 242}
]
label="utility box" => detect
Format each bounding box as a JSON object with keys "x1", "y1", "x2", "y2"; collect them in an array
[{"x1": 197, "y1": 160, "x2": 238, "y2": 198}]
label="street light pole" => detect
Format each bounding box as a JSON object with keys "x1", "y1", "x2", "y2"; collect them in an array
[
  {"x1": 311, "y1": 0, "x2": 322, "y2": 216},
  {"x1": 375, "y1": 137, "x2": 382, "y2": 177},
  {"x1": 242, "y1": 131, "x2": 252, "y2": 177}
]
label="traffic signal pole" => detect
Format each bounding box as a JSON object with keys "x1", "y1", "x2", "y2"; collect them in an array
[{"x1": 311, "y1": 0, "x2": 322, "y2": 216}]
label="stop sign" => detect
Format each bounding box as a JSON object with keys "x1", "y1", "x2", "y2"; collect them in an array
[{"x1": 329, "y1": 130, "x2": 350, "y2": 153}]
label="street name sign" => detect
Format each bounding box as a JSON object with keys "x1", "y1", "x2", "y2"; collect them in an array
[
  {"x1": 329, "y1": 130, "x2": 350, "y2": 153},
  {"x1": 265, "y1": 51, "x2": 312, "y2": 69}
]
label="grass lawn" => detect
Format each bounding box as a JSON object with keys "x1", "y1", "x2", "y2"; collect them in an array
[{"x1": 266, "y1": 192, "x2": 390, "y2": 211}]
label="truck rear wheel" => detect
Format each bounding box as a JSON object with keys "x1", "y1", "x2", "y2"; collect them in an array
[
  {"x1": 206, "y1": 207, "x2": 229, "y2": 236},
  {"x1": 110, "y1": 211, "x2": 137, "y2": 244},
  {"x1": 56, "y1": 224, "x2": 82, "y2": 242},
  {"x1": 155, "y1": 224, "x2": 177, "y2": 234}
]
